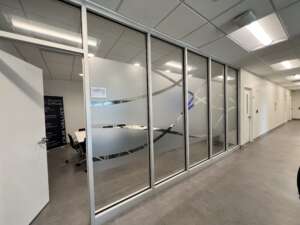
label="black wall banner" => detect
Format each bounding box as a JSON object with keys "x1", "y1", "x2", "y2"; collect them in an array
[{"x1": 44, "y1": 96, "x2": 67, "y2": 150}]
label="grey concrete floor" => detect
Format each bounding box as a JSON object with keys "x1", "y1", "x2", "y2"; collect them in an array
[{"x1": 104, "y1": 121, "x2": 300, "y2": 225}]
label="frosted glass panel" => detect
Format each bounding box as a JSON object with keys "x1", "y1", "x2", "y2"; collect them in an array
[
  {"x1": 187, "y1": 52, "x2": 209, "y2": 165},
  {"x1": 151, "y1": 37, "x2": 185, "y2": 181},
  {"x1": 227, "y1": 67, "x2": 238, "y2": 148},
  {"x1": 211, "y1": 61, "x2": 225, "y2": 155},
  {"x1": 87, "y1": 12, "x2": 149, "y2": 210}
]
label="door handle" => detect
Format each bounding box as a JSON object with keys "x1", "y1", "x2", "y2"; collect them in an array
[{"x1": 38, "y1": 137, "x2": 47, "y2": 145}]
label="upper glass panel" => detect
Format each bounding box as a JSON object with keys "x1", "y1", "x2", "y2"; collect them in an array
[
  {"x1": 151, "y1": 37, "x2": 185, "y2": 182},
  {"x1": 227, "y1": 67, "x2": 238, "y2": 148},
  {"x1": 211, "y1": 61, "x2": 225, "y2": 155},
  {"x1": 0, "y1": 0, "x2": 83, "y2": 48},
  {"x1": 187, "y1": 51, "x2": 208, "y2": 165},
  {"x1": 87, "y1": 12, "x2": 149, "y2": 211}
]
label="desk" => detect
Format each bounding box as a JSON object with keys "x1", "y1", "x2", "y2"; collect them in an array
[{"x1": 74, "y1": 131, "x2": 86, "y2": 143}]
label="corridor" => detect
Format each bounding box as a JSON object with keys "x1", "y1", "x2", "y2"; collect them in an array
[{"x1": 105, "y1": 121, "x2": 300, "y2": 225}]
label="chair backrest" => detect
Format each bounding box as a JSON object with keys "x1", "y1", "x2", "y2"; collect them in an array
[
  {"x1": 82, "y1": 138, "x2": 87, "y2": 153},
  {"x1": 68, "y1": 134, "x2": 76, "y2": 148},
  {"x1": 78, "y1": 128, "x2": 85, "y2": 131}
]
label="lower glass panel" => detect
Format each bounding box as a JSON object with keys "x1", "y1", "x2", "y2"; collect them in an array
[
  {"x1": 227, "y1": 67, "x2": 238, "y2": 148},
  {"x1": 211, "y1": 61, "x2": 225, "y2": 155},
  {"x1": 87, "y1": 12, "x2": 150, "y2": 210},
  {"x1": 151, "y1": 37, "x2": 185, "y2": 181},
  {"x1": 187, "y1": 51, "x2": 209, "y2": 165}
]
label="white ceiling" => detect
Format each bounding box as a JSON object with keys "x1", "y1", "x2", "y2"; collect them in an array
[
  {"x1": 1, "y1": 0, "x2": 300, "y2": 88},
  {"x1": 0, "y1": 37, "x2": 83, "y2": 81},
  {"x1": 89, "y1": 0, "x2": 300, "y2": 89}
]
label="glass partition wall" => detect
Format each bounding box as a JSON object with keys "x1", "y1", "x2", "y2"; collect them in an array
[
  {"x1": 151, "y1": 37, "x2": 185, "y2": 182},
  {"x1": 187, "y1": 51, "x2": 209, "y2": 165},
  {"x1": 211, "y1": 61, "x2": 226, "y2": 155},
  {"x1": 87, "y1": 12, "x2": 150, "y2": 211},
  {"x1": 227, "y1": 67, "x2": 239, "y2": 148},
  {"x1": 0, "y1": 0, "x2": 239, "y2": 219}
]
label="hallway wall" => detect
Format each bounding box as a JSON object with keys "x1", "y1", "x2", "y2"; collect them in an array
[
  {"x1": 291, "y1": 90, "x2": 300, "y2": 119},
  {"x1": 240, "y1": 69, "x2": 291, "y2": 145}
]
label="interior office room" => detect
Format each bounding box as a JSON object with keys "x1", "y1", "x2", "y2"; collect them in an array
[{"x1": 0, "y1": 0, "x2": 300, "y2": 225}]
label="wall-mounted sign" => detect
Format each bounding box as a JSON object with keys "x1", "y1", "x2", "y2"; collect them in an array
[{"x1": 91, "y1": 87, "x2": 106, "y2": 98}]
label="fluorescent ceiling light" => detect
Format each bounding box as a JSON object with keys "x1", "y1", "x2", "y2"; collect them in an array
[
  {"x1": 228, "y1": 13, "x2": 287, "y2": 51},
  {"x1": 165, "y1": 69, "x2": 171, "y2": 73},
  {"x1": 79, "y1": 73, "x2": 84, "y2": 77},
  {"x1": 11, "y1": 17, "x2": 97, "y2": 47},
  {"x1": 88, "y1": 53, "x2": 95, "y2": 57},
  {"x1": 286, "y1": 74, "x2": 300, "y2": 81},
  {"x1": 133, "y1": 63, "x2": 141, "y2": 67},
  {"x1": 270, "y1": 59, "x2": 300, "y2": 71},
  {"x1": 165, "y1": 61, "x2": 194, "y2": 71}
]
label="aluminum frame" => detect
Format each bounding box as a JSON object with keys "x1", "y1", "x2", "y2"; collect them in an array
[
  {"x1": 208, "y1": 58, "x2": 213, "y2": 158},
  {"x1": 183, "y1": 48, "x2": 190, "y2": 170},
  {"x1": 225, "y1": 65, "x2": 228, "y2": 151},
  {"x1": 0, "y1": 0, "x2": 242, "y2": 224}
]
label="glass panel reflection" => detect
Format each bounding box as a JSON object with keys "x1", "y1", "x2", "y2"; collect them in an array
[
  {"x1": 187, "y1": 52, "x2": 209, "y2": 165},
  {"x1": 151, "y1": 37, "x2": 185, "y2": 181},
  {"x1": 87, "y1": 12, "x2": 149, "y2": 210},
  {"x1": 227, "y1": 67, "x2": 238, "y2": 148},
  {"x1": 0, "y1": 0, "x2": 83, "y2": 48},
  {"x1": 211, "y1": 61, "x2": 225, "y2": 155}
]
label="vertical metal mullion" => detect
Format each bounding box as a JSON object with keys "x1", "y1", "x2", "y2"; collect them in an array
[
  {"x1": 237, "y1": 69, "x2": 241, "y2": 146},
  {"x1": 81, "y1": 5, "x2": 96, "y2": 225},
  {"x1": 224, "y1": 65, "x2": 228, "y2": 151},
  {"x1": 183, "y1": 48, "x2": 189, "y2": 170},
  {"x1": 146, "y1": 33, "x2": 155, "y2": 187},
  {"x1": 208, "y1": 58, "x2": 212, "y2": 158}
]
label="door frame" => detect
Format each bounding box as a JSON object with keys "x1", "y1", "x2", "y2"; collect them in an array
[{"x1": 244, "y1": 87, "x2": 253, "y2": 143}]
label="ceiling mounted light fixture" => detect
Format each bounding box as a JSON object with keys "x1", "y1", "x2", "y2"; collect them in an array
[
  {"x1": 133, "y1": 62, "x2": 141, "y2": 67},
  {"x1": 286, "y1": 74, "x2": 300, "y2": 81},
  {"x1": 228, "y1": 13, "x2": 288, "y2": 51},
  {"x1": 270, "y1": 59, "x2": 300, "y2": 71},
  {"x1": 165, "y1": 61, "x2": 194, "y2": 71},
  {"x1": 11, "y1": 17, "x2": 97, "y2": 47}
]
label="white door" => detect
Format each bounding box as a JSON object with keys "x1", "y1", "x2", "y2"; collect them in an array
[
  {"x1": 244, "y1": 88, "x2": 252, "y2": 143},
  {"x1": 0, "y1": 49, "x2": 49, "y2": 225}
]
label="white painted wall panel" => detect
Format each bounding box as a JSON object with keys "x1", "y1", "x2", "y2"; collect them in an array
[{"x1": 240, "y1": 69, "x2": 291, "y2": 145}]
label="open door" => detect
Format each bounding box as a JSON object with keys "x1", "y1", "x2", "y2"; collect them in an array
[{"x1": 0, "y1": 49, "x2": 49, "y2": 225}]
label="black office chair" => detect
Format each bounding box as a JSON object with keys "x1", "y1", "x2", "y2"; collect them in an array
[
  {"x1": 78, "y1": 128, "x2": 86, "y2": 131},
  {"x1": 66, "y1": 134, "x2": 80, "y2": 164}
]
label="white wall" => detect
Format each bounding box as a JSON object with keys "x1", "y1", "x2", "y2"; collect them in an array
[
  {"x1": 240, "y1": 69, "x2": 291, "y2": 145},
  {"x1": 291, "y1": 91, "x2": 300, "y2": 119},
  {"x1": 43, "y1": 80, "x2": 85, "y2": 141}
]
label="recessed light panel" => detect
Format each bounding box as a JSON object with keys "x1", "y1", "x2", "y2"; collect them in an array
[
  {"x1": 270, "y1": 59, "x2": 300, "y2": 71},
  {"x1": 286, "y1": 74, "x2": 300, "y2": 81},
  {"x1": 228, "y1": 13, "x2": 288, "y2": 51}
]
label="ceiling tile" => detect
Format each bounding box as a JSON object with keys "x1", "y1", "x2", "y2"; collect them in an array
[
  {"x1": 184, "y1": 0, "x2": 241, "y2": 20},
  {"x1": 238, "y1": 55, "x2": 273, "y2": 75},
  {"x1": 273, "y1": 0, "x2": 299, "y2": 10},
  {"x1": 89, "y1": 0, "x2": 121, "y2": 10},
  {"x1": 199, "y1": 36, "x2": 248, "y2": 65},
  {"x1": 118, "y1": 0, "x2": 180, "y2": 27},
  {"x1": 0, "y1": 0, "x2": 22, "y2": 10},
  {"x1": 212, "y1": 0, "x2": 273, "y2": 34},
  {"x1": 279, "y1": 1, "x2": 300, "y2": 38},
  {"x1": 182, "y1": 23, "x2": 224, "y2": 47},
  {"x1": 156, "y1": 4, "x2": 207, "y2": 39}
]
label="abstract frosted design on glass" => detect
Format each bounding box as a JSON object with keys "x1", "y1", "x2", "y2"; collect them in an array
[
  {"x1": 227, "y1": 67, "x2": 238, "y2": 147},
  {"x1": 211, "y1": 61, "x2": 225, "y2": 155},
  {"x1": 187, "y1": 52, "x2": 209, "y2": 165},
  {"x1": 87, "y1": 13, "x2": 149, "y2": 210},
  {"x1": 151, "y1": 37, "x2": 185, "y2": 181}
]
